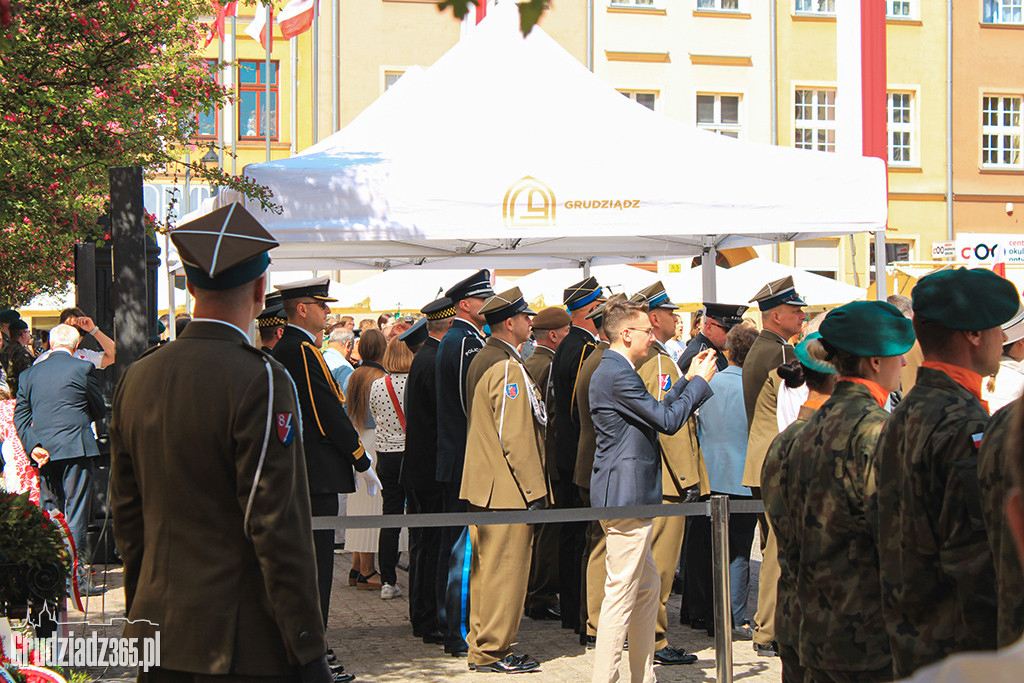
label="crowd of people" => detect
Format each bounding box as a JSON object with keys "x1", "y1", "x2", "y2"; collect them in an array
[{"x1": 4, "y1": 201, "x2": 1024, "y2": 683}]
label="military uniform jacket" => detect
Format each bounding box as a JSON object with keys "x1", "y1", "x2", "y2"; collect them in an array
[
  {"x1": 273, "y1": 326, "x2": 367, "y2": 495},
  {"x1": 677, "y1": 332, "x2": 727, "y2": 374},
  {"x1": 552, "y1": 325, "x2": 599, "y2": 473},
  {"x1": 637, "y1": 342, "x2": 709, "y2": 498},
  {"x1": 5, "y1": 342, "x2": 33, "y2": 395},
  {"x1": 435, "y1": 318, "x2": 485, "y2": 484},
  {"x1": 402, "y1": 336, "x2": 441, "y2": 489},
  {"x1": 524, "y1": 344, "x2": 558, "y2": 480},
  {"x1": 573, "y1": 342, "x2": 609, "y2": 490},
  {"x1": 742, "y1": 329, "x2": 792, "y2": 429},
  {"x1": 461, "y1": 337, "x2": 548, "y2": 510},
  {"x1": 869, "y1": 367, "x2": 998, "y2": 677},
  {"x1": 978, "y1": 396, "x2": 1024, "y2": 647},
  {"x1": 110, "y1": 321, "x2": 326, "y2": 675},
  {"x1": 773, "y1": 382, "x2": 892, "y2": 672},
  {"x1": 743, "y1": 369, "x2": 782, "y2": 488},
  {"x1": 761, "y1": 403, "x2": 815, "y2": 660}
]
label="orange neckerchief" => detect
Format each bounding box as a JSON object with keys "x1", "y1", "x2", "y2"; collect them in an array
[
  {"x1": 803, "y1": 397, "x2": 827, "y2": 411},
  {"x1": 921, "y1": 361, "x2": 988, "y2": 412},
  {"x1": 837, "y1": 377, "x2": 890, "y2": 408}
]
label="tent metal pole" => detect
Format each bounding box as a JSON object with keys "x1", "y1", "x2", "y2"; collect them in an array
[
  {"x1": 586, "y1": 0, "x2": 593, "y2": 72},
  {"x1": 702, "y1": 244, "x2": 717, "y2": 301},
  {"x1": 583, "y1": 259, "x2": 591, "y2": 278},
  {"x1": 874, "y1": 231, "x2": 887, "y2": 299}
]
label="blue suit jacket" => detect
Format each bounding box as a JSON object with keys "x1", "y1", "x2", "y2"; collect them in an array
[{"x1": 589, "y1": 350, "x2": 712, "y2": 508}]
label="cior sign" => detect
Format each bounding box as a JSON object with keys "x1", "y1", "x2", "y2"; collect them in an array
[{"x1": 955, "y1": 233, "x2": 1024, "y2": 264}]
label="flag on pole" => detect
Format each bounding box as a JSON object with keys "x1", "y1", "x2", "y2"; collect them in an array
[
  {"x1": 277, "y1": 0, "x2": 314, "y2": 39},
  {"x1": 994, "y1": 245, "x2": 1008, "y2": 278},
  {"x1": 459, "y1": 0, "x2": 491, "y2": 40},
  {"x1": 245, "y1": 2, "x2": 273, "y2": 51},
  {"x1": 205, "y1": 0, "x2": 237, "y2": 46}
]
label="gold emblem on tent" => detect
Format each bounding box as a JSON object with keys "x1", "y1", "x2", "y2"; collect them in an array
[{"x1": 503, "y1": 176, "x2": 556, "y2": 227}]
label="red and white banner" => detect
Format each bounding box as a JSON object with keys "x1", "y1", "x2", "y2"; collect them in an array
[
  {"x1": 277, "y1": 0, "x2": 314, "y2": 39},
  {"x1": 245, "y1": 2, "x2": 273, "y2": 51},
  {"x1": 204, "y1": 0, "x2": 237, "y2": 46}
]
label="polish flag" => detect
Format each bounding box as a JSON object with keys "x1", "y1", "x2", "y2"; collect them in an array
[
  {"x1": 277, "y1": 0, "x2": 314, "y2": 39},
  {"x1": 205, "y1": 0, "x2": 237, "y2": 46},
  {"x1": 245, "y1": 2, "x2": 273, "y2": 51},
  {"x1": 993, "y1": 245, "x2": 1008, "y2": 278},
  {"x1": 459, "y1": 0, "x2": 492, "y2": 40}
]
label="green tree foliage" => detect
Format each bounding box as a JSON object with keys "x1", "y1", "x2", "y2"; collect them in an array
[{"x1": 438, "y1": 0, "x2": 547, "y2": 35}]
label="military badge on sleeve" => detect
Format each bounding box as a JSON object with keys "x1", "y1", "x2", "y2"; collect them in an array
[
  {"x1": 505, "y1": 383, "x2": 519, "y2": 399},
  {"x1": 276, "y1": 412, "x2": 295, "y2": 446},
  {"x1": 658, "y1": 374, "x2": 672, "y2": 391},
  {"x1": 971, "y1": 432, "x2": 984, "y2": 449}
]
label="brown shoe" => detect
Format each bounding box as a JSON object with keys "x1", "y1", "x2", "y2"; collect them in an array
[{"x1": 356, "y1": 571, "x2": 382, "y2": 590}]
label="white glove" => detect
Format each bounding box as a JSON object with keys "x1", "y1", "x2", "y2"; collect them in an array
[{"x1": 355, "y1": 466, "x2": 382, "y2": 496}]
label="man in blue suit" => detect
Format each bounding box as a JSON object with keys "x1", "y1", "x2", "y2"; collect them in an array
[{"x1": 588, "y1": 297, "x2": 719, "y2": 683}]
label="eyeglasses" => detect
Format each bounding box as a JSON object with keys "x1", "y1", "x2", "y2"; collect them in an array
[
  {"x1": 626, "y1": 327, "x2": 655, "y2": 337},
  {"x1": 706, "y1": 319, "x2": 729, "y2": 331}
]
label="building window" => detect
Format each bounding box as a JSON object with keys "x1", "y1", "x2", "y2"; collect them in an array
[
  {"x1": 984, "y1": 0, "x2": 1023, "y2": 24},
  {"x1": 982, "y1": 96, "x2": 1022, "y2": 168},
  {"x1": 795, "y1": 0, "x2": 835, "y2": 14},
  {"x1": 696, "y1": 94, "x2": 742, "y2": 138},
  {"x1": 794, "y1": 88, "x2": 835, "y2": 152},
  {"x1": 384, "y1": 71, "x2": 404, "y2": 91},
  {"x1": 195, "y1": 59, "x2": 219, "y2": 140},
  {"x1": 697, "y1": 0, "x2": 740, "y2": 10},
  {"x1": 610, "y1": 0, "x2": 658, "y2": 7},
  {"x1": 887, "y1": 91, "x2": 915, "y2": 166},
  {"x1": 621, "y1": 90, "x2": 657, "y2": 111},
  {"x1": 887, "y1": 0, "x2": 915, "y2": 19},
  {"x1": 795, "y1": 240, "x2": 838, "y2": 280},
  {"x1": 870, "y1": 240, "x2": 913, "y2": 268},
  {"x1": 238, "y1": 60, "x2": 279, "y2": 140}
]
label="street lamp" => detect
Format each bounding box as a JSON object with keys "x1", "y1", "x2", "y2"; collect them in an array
[{"x1": 200, "y1": 144, "x2": 220, "y2": 197}]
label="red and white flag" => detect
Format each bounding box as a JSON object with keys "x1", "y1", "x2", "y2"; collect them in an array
[
  {"x1": 277, "y1": 0, "x2": 314, "y2": 39},
  {"x1": 993, "y1": 245, "x2": 1008, "y2": 278},
  {"x1": 245, "y1": 2, "x2": 273, "y2": 51},
  {"x1": 204, "y1": 0, "x2": 237, "y2": 46}
]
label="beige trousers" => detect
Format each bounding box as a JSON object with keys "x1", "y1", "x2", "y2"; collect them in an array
[
  {"x1": 584, "y1": 519, "x2": 608, "y2": 636},
  {"x1": 753, "y1": 515, "x2": 779, "y2": 646},
  {"x1": 651, "y1": 503, "x2": 686, "y2": 650},
  {"x1": 591, "y1": 518, "x2": 659, "y2": 683}
]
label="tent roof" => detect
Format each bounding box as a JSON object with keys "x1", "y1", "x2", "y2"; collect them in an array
[{"x1": 224, "y1": 2, "x2": 886, "y2": 270}]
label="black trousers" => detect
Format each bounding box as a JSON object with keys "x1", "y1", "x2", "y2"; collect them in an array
[
  {"x1": 376, "y1": 451, "x2": 406, "y2": 586},
  {"x1": 437, "y1": 481, "x2": 469, "y2": 651},
  {"x1": 407, "y1": 485, "x2": 443, "y2": 636},
  {"x1": 554, "y1": 468, "x2": 586, "y2": 631},
  {"x1": 310, "y1": 493, "x2": 338, "y2": 628},
  {"x1": 39, "y1": 456, "x2": 96, "y2": 561}
]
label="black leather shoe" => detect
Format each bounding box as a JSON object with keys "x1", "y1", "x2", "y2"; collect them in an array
[
  {"x1": 445, "y1": 643, "x2": 469, "y2": 657},
  {"x1": 524, "y1": 605, "x2": 561, "y2": 621},
  {"x1": 689, "y1": 617, "x2": 708, "y2": 632},
  {"x1": 421, "y1": 630, "x2": 444, "y2": 644},
  {"x1": 654, "y1": 646, "x2": 698, "y2": 665},
  {"x1": 580, "y1": 634, "x2": 596, "y2": 649},
  {"x1": 330, "y1": 664, "x2": 345, "y2": 674},
  {"x1": 331, "y1": 671, "x2": 354, "y2": 682},
  {"x1": 326, "y1": 649, "x2": 337, "y2": 664},
  {"x1": 753, "y1": 641, "x2": 779, "y2": 657},
  {"x1": 470, "y1": 653, "x2": 540, "y2": 674}
]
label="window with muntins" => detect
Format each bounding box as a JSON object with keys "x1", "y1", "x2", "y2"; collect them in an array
[
  {"x1": 238, "y1": 60, "x2": 279, "y2": 140},
  {"x1": 794, "y1": 88, "x2": 835, "y2": 152},
  {"x1": 887, "y1": 91, "x2": 915, "y2": 166},
  {"x1": 697, "y1": 94, "x2": 742, "y2": 138},
  {"x1": 982, "y1": 95, "x2": 1022, "y2": 168}
]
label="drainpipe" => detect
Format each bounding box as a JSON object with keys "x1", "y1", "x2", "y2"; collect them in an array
[
  {"x1": 770, "y1": 0, "x2": 780, "y2": 263},
  {"x1": 946, "y1": 0, "x2": 954, "y2": 240},
  {"x1": 587, "y1": 0, "x2": 594, "y2": 72}
]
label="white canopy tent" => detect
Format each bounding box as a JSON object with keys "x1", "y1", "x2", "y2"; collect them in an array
[{"x1": 216, "y1": 2, "x2": 886, "y2": 275}]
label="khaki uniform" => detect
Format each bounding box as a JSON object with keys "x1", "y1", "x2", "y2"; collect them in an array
[
  {"x1": 743, "y1": 370, "x2": 781, "y2": 488},
  {"x1": 110, "y1": 322, "x2": 325, "y2": 677},
  {"x1": 978, "y1": 396, "x2": 1024, "y2": 647},
  {"x1": 636, "y1": 341, "x2": 708, "y2": 650},
  {"x1": 742, "y1": 329, "x2": 792, "y2": 429},
  {"x1": 767, "y1": 383, "x2": 892, "y2": 680},
  {"x1": 461, "y1": 337, "x2": 549, "y2": 667},
  {"x1": 870, "y1": 367, "x2": 998, "y2": 678}
]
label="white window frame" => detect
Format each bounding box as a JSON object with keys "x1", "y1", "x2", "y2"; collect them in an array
[
  {"x1": 794, "y1": 0, "x2": 835, "y2": 15},
  {"x1": 886, "y1": 0, "x2": 918, "y2": 20},
  {"x1": 696, "y1": 0, "x2": 744, "y2": 11},
  {"x1": 794, "y1": 87, "x2": 836, "y2": 153},
  {"x1": 381, "y1": 67, "x2": 407, "y2": 94},
  {"x1": 609, "y1": 0, "x2": 663, "y2": 9},
  {"x1": 886, "y1": 89, "x2": 918, "y2": 167},
  {"x1": 983, "y1": 0, "x2": 1023, "y2": 25},
  {"x1": 620, "y1": 90, "x2": 658, "y2": 112},
  {"x1": 696, "y1": 92, "x2": 743, "y2": 139},
  {"x1": 981, "y1": 94, "x2": 1023, "y2": 169}
]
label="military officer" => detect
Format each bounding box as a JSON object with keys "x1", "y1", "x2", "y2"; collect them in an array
[
  {"x1": 110, "y1": 203, "x2": 337, "y2": 682},
  {"x1": 678, "y1": 302, "x2": 748, "y2": 373},
  {"x1": 871, "y1": 267, "x2": 1018, "y2": 678},
  {"x1": 780, "y1": 303, "x2": 914, "y2": 681},
  {"x1": 522, "y1": 306, "x2": 572, "y2": 622},
  {"x1": 631, "y1": 281, "x2": 705, "y2": 666},
  {"x1": 460, "y1": 288, "x2": 547, "y2": 674},
  {"x1": 741, "y1": 274, "x2": 806, "y2": 658},
  {"x1": 551, "y1": 275, "x2": 604, "y2": 632},
  {"x1": 402, "y1": 297, "x2": 456, "y2": 645},
  {"x1": 435, "y1": 269, "x2": 495, "y2": 655},
  {"x1": 274, "y1": 275, "x2": 379, "y2": 671},
  {"x1": 760, "y1": 332, "x2": 836, "y2": 683},
  {"x1": 257, "y1": 292, "x2": 287, "y2": 353}
]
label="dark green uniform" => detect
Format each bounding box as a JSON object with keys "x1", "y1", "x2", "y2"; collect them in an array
[
  {"x1": 978, "y1": 396, "x2": 1024, "y2": 647},
  {"x1": 870, "y1": 367, "x2": 997, "y2": 678},
  {"x1": 769, "y1": 383, "x2": 892, "y2": 681}
]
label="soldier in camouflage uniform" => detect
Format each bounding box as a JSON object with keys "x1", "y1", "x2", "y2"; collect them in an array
[
  {"x1": 761, "y1": 332, "x2": 837, "y2": 683},
  {"x1": 870, "y1": 268, "x2": 1019, "y2": 678}
]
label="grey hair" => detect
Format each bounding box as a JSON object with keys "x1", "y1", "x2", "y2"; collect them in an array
[
  {"x1": 329, "y1": 327, "x2": 355, "y2": 346},
  {"x1": 49, "y1": 324, "x2": 80, "y2": 351}
]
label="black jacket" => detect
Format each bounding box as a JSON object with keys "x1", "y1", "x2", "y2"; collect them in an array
[
  {"x1": 551, "y1": 325, "x2": 598, "y2": 473},
  {"x1": 434, "y1": 319, "x2": 485, "y2": 484},
  {"x1": 402, "y1": 336, "x2": 440, "y2": 488}
]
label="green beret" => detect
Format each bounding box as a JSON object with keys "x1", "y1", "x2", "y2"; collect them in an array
[
  {"x1": 793, "y1": 332, "x2": 836, "y2": 375},
  {"x1": 0, "y1": 309, "x2": 20, "y2": 324},
  {"x1": 913, "y1": 268, "x2": 1020, "y2": 331},
  {"x1": 820, "y1": 301, "x2": 915, "y2": 357}
]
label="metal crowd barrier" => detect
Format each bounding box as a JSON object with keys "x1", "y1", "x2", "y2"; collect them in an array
[{"x1": 313, "y1": 495, "x2": 765, "y2": 683}]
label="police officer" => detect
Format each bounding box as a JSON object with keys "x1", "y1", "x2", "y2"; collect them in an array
[
  {"x1": 402, "y1": 297, "x2": 456, "y2": 644},
  {"x1": 435, "y1": 269, "x2": 495, "y2": 655},
  {"x1": 460, "y1": 287, "x2": 547, "y2": 674},
  {"x1": 678, "y1": 302, "x2": 748, "y2": 373},
  {"x1": 551, "y1": 275, "x2": 604, "y2": 632},
  {"x1": 872, "y1": 267, "x2": 1018, "y2": 678},
  {"x1": 274, "y1": 275, "x2": 379, "y2": 674},
  {"x1": 256, "y1": 292, "x2": 286, "y2": 353},
  {"x1": 109, "y1": 203, "x2": 337, "y2": 683}
]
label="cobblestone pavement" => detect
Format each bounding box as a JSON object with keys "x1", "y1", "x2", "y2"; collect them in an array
[{"x1": 65, "y1": 539, "x2": 780, "y2": 682}]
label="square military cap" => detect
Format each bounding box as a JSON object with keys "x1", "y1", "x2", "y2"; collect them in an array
[
  {"x1": 398, "y1": 316, "x2": 429, "y2": 347},
  {"x1": 750, "y1": 275, "x2": 807, "y2": 311},
  {"x1": 257, "y1": 292, "x2": 286, "y2": 329},
  {"x1": 704, "y1": 302, "x2": 749, "y2": 328},
  {"x1": 629, "y1": 281, "x2": 678, "y2": 311},
  {"x1": 479, "y1": 287, "x2": 536, "y2": 325},
  {"x1": 421, "y1": 297, "x2": 457, "y2": 320},
  {"x1": 564, "y1": 276, "x2": 604, "y2": 311},
  {"x1": 275, "y1": 275, "x2": 338, "y2": 302},
  {"x1": 445, "y1": 269, "x2": 496, "y2": 302},
  {"x1": 170, "y1": 202, "x2": 279, "y2": 290}
]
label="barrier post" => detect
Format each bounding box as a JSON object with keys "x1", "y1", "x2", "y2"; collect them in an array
[{"x1": 711, "y1": 495, "x2": 733, "y2": 683}]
